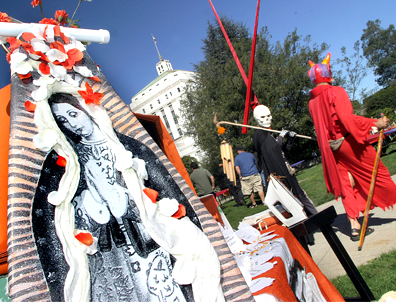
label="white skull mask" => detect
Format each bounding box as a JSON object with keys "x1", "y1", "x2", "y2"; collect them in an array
[{"x1": 253, "y1": 105, "x2": 272, "y2": 128}]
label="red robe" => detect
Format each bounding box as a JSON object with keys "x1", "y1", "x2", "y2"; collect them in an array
[{"x1": 309, "y1": 84, "x2": 396, "y2": 218}]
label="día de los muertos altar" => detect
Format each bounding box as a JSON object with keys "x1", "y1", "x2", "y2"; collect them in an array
[{"x1": 2, "y1": 24, "x2": 254, "y2": 302}]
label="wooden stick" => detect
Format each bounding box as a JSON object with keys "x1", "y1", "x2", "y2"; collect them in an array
[
  {"x1": 358, "y1": 128, "x2": 385, "y2": 251},
  {"x1": 214, "y1": 113, "x2": 317, "y2": 141}
]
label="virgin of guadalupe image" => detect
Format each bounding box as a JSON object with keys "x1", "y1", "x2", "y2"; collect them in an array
[{"x1": 5, "y1": 24, "x2": 253, "y2": 302}]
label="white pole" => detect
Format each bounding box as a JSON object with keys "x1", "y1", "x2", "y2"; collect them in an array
[{"x1": 0, "y1": 23, "x2": 110, "y2": 44}]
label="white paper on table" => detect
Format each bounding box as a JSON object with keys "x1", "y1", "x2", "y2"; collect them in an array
[
  {"x1": 250, "y1": 250, "x2": 275, "y2": 268},
  {"x1": 249, "y1": 277, "x2": 275, "y2": 293},
  {"x1": 251, "y1": 261, "x2": 277, "y2": 278},
  {"x1": 234, "y1": 254, "x2": 252, "y2": 286},
  {"x1": 235, "y1": 230, "x2": 259, "y2": 244},
  {"x1": 258, "y1": 230, "x2": 275, "y2": 238},
  {"x1": 245, "y1": 240, "x2": 271, "y2": 253},
  {"x1": 258, "y1": 233, "x2": 277, "y2": 242},
  {"x1": 219, "y1": 225, "x2": 247, "y2": 254}
]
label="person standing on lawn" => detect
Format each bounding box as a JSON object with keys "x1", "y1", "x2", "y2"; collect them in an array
[
  {"x1": 308, "y1": 52, "x2": 396, "y2": 241},
  {"x1": 190, "y1": 162, "x2": 216, "y2": 197},
  {"x1": 234, "y1": 145, "x2": 265, "y2": 208},
  {"x1": 218, "y1": 162, "x2": 246, "y2": 207}
]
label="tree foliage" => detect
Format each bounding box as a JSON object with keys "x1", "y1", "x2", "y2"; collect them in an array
[
  {"x1": 335, "y1": 41, "x2": 371, "y2": 102},
  {"x1": 180, "y1": 17, "x2": 330, "y2": 170},
  {"x1": 361, "y1": 20, "x2": 396, "y2": 87},
  {"x1": 364, "y1": 86, "x2": 396, "y2": 119}
]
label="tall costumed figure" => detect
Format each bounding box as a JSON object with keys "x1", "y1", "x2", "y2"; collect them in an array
[{"x1": 308, "y1": 53, "x2": 396, "y2": 241}]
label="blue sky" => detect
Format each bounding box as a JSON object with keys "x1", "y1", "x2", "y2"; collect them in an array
[{"x1": 1, "y1": 0, "x2": 395, "y2": 104}]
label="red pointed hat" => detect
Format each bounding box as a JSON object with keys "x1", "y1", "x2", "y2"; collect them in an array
[{"x1": 307, "y1": 53, "x2": 332, "y2": 85}]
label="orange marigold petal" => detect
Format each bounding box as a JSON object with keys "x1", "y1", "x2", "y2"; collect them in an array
[
  {"x1": 217, "y1": 127, "x2": 226, "y2": 134},
  {"x1": 75, "y1": 232, "x2": 94, "y2": 246},
  {"x1": 143, "y1": 188, "x2": 159, "y2": 203},
  {"x1": 21, "y1": 32, "x2": 36, "y2": 42},
  {"x1": 56, "y1": 155, "x2": 67, "y2": 167},
  {"x1": 67, "y1": 48, "x2": 83, "y2": 63},
  {"x1": 39, "y1": 62, "x2": 50, "y2": 75},
  {"x1": 18, "y1": 73, "x2": 31, "y2": 80},
  {"x1": 172, "y1": 204, "x2": 186, "y2": 219},
  {"x1": 24, "y1": 101, "x2": 36, "y2": 112},
  {"x1": 89, "y1": 76, "x2": 101, "y2": 82}
]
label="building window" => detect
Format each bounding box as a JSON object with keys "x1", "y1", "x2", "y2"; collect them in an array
[
  {"x1": 169, "y1": 92, "x2": 172, "y2": 96},
  {"x1": 177, "y1": 87, "x2": 181, "y2": 93},
  {"x1": 150, "y1": 104, "x2": 153, "y2": 109},
  {"x1": 169, "y1": 104, "x2": 178, "y2": 125},
  {"x1": 161, "y1": 109, "x2": 170, "y2": 129},
  {"x1": 177, "y1": 128, "x2": 183, "y2": 136},
  {"x1": 157, "y1": 99, "x2": 161, "y2": 104},
  {"x1": 142, "y1": 109, "x2": 146, "y2": 113},
  {"x1": 165, "y1": 94, "x2": 168, "y2": 99}
]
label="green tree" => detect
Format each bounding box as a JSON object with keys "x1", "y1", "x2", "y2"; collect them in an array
[
  {"x1": 335, "y1": 41, "x2": 371, "y2": 102},
  {"x1": 180, "y1": 17, "x2": 330, "y2": 167},
  {"x1": 361, "y1": 20, "x2": 396, "y2": 87},
  {"x1": 364, "y1": 86, "x2": 396, "y2": 119}
]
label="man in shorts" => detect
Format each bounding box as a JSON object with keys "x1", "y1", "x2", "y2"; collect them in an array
[{"x1": 234, "y1": 145, "x2": 265, "y2": 208}]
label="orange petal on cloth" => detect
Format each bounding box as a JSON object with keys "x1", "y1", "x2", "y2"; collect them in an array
[
  {"x1": 78, "y1": 82, "x2": 103, "y2": 105},
  {"x1": 18, "y1": 73, "x2": 31, "y2": 80},
  {"x1": 6, "y1": 37, "x2": 21, "y2": 51},
  {"x1": 24, "y1": 101, "x2": 36, "y2": 112},
  {"x1": 39, "y1": 62, "x2": 50, "y2": 75},
  {"x1": 56, "y1": 155, "x2": 67, "y2": 167},
  {"x1": 172, "y1": 204, "x2": 186, "y2": 219},
  {"x1": 67, "y1": 48, "x2": 83, "y2": 63},
  {"x1": 54, "y1": 25, "x2": 70, "y2": 44},
  {"x1": 143, "y1": 188, "x2": 159, "y2": 203},
  {"x1": 89, "y1": 76, "x2": 101, "y2": 82},
  {"x1": 21, "y1": 32, "x2": 36, "y2": 42},
  {"x1": 75, "y1": 232, "x2": 94, "y2": 246},
  {"x1": 50, "y1": 41, "x2": 66, "y2": 53}
]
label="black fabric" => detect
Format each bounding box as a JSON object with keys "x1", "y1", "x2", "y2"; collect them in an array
[
  {"x1": 32, "y1": 132, "x2": 200, "y2": 301},
  {"x1": 253, "y1": 130, "x2": 318, "y2": 217}
]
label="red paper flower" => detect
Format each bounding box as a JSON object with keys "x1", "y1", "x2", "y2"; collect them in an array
[
  {"x1": 172, "y1": 204, "x2": 186, "y2": 219},
  {"x1": 55, "y1": 10, "x2": 69, "y2": 26},
  {"x1": 31, "y1": 0, "x2": 42, "y2": 8},
  {"x1": 56, "y1": 155, "x2": 67, "y2": 167},
  {"x1": 75, "y1": 232, "x2": 94, "y2": 246},
  {"x1": 24, "y1": 101, "x2": 36, "y2": 112},
  {"x1": 78, "y1": 82, "x2": 103, "y2": 105},
  {"x1": 0, "y1": 12, "x2": 11, "y2": 23},
  {"x1": 39, "y1": 18, "x2": 58, "y2": 25}
]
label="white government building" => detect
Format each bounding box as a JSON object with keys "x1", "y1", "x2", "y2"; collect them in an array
[{"x1": 129, "y1": 38, "x2": 203, "y2": 161}]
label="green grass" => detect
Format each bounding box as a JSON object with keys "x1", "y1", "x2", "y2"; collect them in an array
[{"x1": 330, "y1": 249, "x2": 396, "y2": 301}]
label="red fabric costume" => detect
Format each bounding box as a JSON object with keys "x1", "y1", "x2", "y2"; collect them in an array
[{"x1": 309, "y1": 84, "x2": 396, "y2": 218}]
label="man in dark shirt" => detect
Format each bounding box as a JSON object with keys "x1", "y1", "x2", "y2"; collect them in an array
[{"x1": 190, "y1": 162, "x2": 215, "y2": 197}]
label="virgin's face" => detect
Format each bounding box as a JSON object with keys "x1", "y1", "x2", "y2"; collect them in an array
[{"x1": 52, "y1": 103, "x2": 94, "y2": 138}]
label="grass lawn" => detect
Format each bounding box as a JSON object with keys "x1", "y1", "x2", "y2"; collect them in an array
[{"x1": 330, "y1": 249, "x2": 396, "y2": 301}]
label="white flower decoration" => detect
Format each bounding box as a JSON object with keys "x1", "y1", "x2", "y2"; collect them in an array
[
  {"x1": 46, "y1": 49, "x2": 68, "y2": 63},
  {"x1": 73, "y1": 65, "x2": 93, "y2": 78},
  {"x1": 32, "y1": 76, "x2": 56, "y2": 102},
  {"x1": 10, "y1": 52, "x2": 32, "y2": 75},
  {"x1": 158, "y1": 198, "x2": 180, "y2": 217},
  {"x1": 33, "y1": 128, "x2": 59, "y2": 151},
  {"x1": 31, "y1": 38, "x2": 50, "y2": 53},
  {"x1": 47, "y1": 190, "x2": 67, "y2": 206}
]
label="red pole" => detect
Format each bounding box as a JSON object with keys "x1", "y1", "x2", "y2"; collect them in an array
[
  {"x1": 243, "y1": 0, "x2": 261, "y2": 133},
  {"x1": 208, "y1": 0, "x2": 260, "y2": 133}
]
